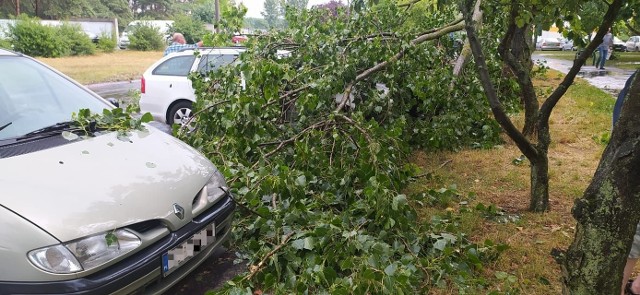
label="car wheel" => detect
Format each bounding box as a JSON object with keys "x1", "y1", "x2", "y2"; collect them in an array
[{"x1": 168, "y1": 101, "x2": 193, "y2": 126}]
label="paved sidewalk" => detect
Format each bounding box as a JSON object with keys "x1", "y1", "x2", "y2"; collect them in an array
[{"x1": 532, "y1": 52, "x2": 635, "y2": 94}]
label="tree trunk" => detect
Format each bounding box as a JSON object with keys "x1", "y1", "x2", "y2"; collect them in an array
[
  {"x1": 529, "y1": 150, "x2": 549, "y2": 212},
  {"x1": 497, "y1": 4, "x2": 538, "y2": 137},
  {"x1": 511, "y1": 24, "x2": 538, "y2": 137},
  {"x1": 562, "y1": 74, "x2": 640, "y2": 294}
]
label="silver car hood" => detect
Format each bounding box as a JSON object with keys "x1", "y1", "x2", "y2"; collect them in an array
[{"x1": 0, "y1": 127, "x2": 215, "y2": 242}]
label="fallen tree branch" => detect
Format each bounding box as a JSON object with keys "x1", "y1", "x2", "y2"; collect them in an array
[
  {"x1": 335, "y1": 114, "x2": 373, "y2": 144},
  {"x1": 334, "y1": 16, "x2": 465, "y2": 112},
  {"x1": 221, "y1": 187, "x2": 267, "y2": 218},
  {"x1": 260, "y1": 121, "x2": 333, "y2": 158},
  {"x1": 246, "y1": 232, "x2": 295, "y2": 280},
  {"x1": 179, "y1": 99, "x2": 231, "y2": 134},
  {"x1": 450, "y1": 2, "x2": 481, "y2": 87},
  {"x1": 398, "y1": 0, "x2": 423, "y2": 8}
]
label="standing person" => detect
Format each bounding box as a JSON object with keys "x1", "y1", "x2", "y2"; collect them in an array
[
  {"x1": 614, "y1": 70, "x2": 640, "y2": 295},
  {"x1": 163, "y1": 33, "x2": 203, "y2": 56},
  {"x1": 597, "y1": 28, "x2": 613, "y2": 70}
]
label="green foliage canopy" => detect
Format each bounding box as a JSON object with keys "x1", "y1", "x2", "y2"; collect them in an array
[
  {"x1": 186, "y1": 2, "x2": 517, "y2": 293},
  {"x1": 6, "y1": 15, "x2": 97, "y2": 57}
]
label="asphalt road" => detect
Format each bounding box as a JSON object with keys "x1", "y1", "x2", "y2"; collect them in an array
[
  {"x1": 86, "y1": 80, "x2": 141, "y2": 100},
  {"x1": 532, "y1": 52, "x2": 636, "y2": 94}
]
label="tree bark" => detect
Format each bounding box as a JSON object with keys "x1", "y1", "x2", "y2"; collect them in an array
[
  {"x1": 528, "y1": 132, "x2": 550, "y2": 212},
  {"x1": 498, "y1": 12, "x2": 537, "y2": 137},
  {"x1": 562, "y1": 73, "x2": 640, "y2": 294}
]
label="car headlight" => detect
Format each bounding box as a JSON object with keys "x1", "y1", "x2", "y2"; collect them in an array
[
  {"x1": 204, "y1": 169, "x2": 228, "y2": 203},
  {"x1": 28, "y1": 229, "x2": 141, "y2": 274}
]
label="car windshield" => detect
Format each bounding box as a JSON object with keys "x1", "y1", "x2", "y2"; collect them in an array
[{"x1": 0, "y1": 55, "x2": 109, "y2": 141}]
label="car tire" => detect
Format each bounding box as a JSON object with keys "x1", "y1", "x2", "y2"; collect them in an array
[{"x1": 167, "y1": 101, "x2": 193, "y2": 126}]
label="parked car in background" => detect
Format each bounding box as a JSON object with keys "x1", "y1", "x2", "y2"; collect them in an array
[
  {"x1": 561, "y1": 39, "x2": 575, "y2": 51},
  {"x1": 626, "y1": 36, "x2": 640, "y2": 52},
  {"x1": 0, "y1": 48, "x2": 235, "y2": 294},
  {"x1": 613, "y1": 37, "x2": 626, "y2": 52},
  {"x1": 231, "y1": 35, "x2": 248, "y2": 44},
  {"x1": 536, "y1": 38, "x2": 563, "y2": 51},
  {"x1": 140, "y1": 47, "x2": 245, "y2": 125}
]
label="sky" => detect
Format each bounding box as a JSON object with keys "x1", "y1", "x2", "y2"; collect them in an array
[{"x1": 237, "y1": 0, "x2": 336, "y2": 18}]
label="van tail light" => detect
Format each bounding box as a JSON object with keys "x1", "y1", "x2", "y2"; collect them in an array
[{"x1": 141, "y1": 76, "x2": 146, "y2": 94}]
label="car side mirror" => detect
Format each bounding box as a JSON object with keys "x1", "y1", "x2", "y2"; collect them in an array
[{"x1": 107, "y1": 98, "x2": 120, "y2": 108}]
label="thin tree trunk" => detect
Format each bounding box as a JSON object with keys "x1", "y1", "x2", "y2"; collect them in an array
[
  {"x1": 562, "y1": 73, "x2": 640, "y2": 294},
  {"x1": 529, "y1": 146, "x2": 549, "y2": 211}
]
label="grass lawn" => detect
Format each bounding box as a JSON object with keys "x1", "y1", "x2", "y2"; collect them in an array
[
  {"x1": 411, "y1": 69, "x2": 620, "y2": 293},
  {"x1": 538, "y1": 50, "x2": 640, "y2": 70},
  {"x1": 37, "y1": 50, "x2": 163, "y2": 85}
]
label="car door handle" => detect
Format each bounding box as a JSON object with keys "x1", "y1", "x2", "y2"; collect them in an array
[{"x1": 169, "y1": 84, "x2": 172, "y2": 88}]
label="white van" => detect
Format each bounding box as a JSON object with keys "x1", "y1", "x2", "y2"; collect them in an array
[{"x1": 119, "y1": 20, "x2": 174, "y2": 49}]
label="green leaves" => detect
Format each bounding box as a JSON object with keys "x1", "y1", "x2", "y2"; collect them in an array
[
  {"x1": 71, "y1": 108, "x2": 153, "y2": 137},
  {"x1": 105, "y1": 231, "x2": 117, "y2": 247},
  {"x1": 291, "y1": 237, "x2": 315, "y2": 250},
  {"x1": 179, "y1": 1, "x2": 512, "y2": 294}
]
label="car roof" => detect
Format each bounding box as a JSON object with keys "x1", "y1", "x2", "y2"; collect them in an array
[
  {"x1": 177, "y1": 47, "x2": 246, "y2": 54},
  {"x1": 0, "y1": 49, "x2": 19, "y2": 56}
]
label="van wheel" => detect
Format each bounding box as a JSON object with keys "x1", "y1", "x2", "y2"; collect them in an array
[{"x1": 168, "y1": 101, "x2": 193, "y2": 126}]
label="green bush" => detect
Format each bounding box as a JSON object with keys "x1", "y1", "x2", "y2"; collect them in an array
[
  {"x1": 168, "y1": 15, "x2": 206, "y2": 44},
  {"x1": 8, "y1": 15, "x2": 66, "y2": 57},
  {"x1": 0, "y1": 38, "x2": 10, "y2": 49},
  {"x1": 128, "y1": 23, "x2": 164, "y2": 51},
  {"x1": 97, "y1": 32, "x2": 117, "y2": 53},
  {"x1": 58, "y1": 23, "x2": 95, "y2": 56}
]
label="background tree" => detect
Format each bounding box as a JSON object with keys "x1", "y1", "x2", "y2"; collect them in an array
[
  {"x1": 261, "y1": 0, "x2": 282, "y2": 28},
  {"x1": 185, "y1": 0, "x2": 231, "y2": 23},
  {"x1": 130, "y1": 0, "x2": 175, "y2": 18},
  {"x1": 311, "y1": 0, "x2": 346, "y2": 17},
  {"x1": 169, "y1": 14, "x2": 207, "y2": 43},
  {"x1": 244, "y1": 17, "x2": 268, "y2": 30},
  {"x1": 283, "y1": 0, "x2": 308, "y2": 10},
  {"x1": 620, "y1": 0, "x2": 640, "y2": 35}
]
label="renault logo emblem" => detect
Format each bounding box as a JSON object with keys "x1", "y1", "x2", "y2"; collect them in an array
[{"x1": 173, "y1": 203, "x2": 185, "y2": 220}]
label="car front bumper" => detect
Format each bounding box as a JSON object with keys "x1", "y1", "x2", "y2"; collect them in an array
[{"x1": 0, "y1": 195, "x2": 235, "y2": 295}]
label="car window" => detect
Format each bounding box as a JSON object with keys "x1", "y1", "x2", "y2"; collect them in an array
[
  {"x1": 152, "y1": 55, "x2": 196, "y2": 76},
  {"x1": 196, "y1": 54, "x2": 238, "y2": 76},
  {"x1": 0, "y1": 56, "x2": 109, "y2": 140}
]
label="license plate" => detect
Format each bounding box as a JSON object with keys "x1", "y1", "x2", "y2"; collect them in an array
[{"x1": 162, "y1": 222, "x2": 216, "y2": 276}]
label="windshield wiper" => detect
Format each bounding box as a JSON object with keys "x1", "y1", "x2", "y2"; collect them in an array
[
  {"x1": 16, "y1": 121, "x2": 77, "y2": 140},
  {"x1": 0, "y1": 122, "x2": 11, "y2": 132}
]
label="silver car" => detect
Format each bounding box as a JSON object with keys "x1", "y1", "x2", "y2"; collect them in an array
[
  {"x1": 626, "y1": 36, "x2": 640, "y2": 52},
  {"x1": 0, "y1": 49, "x2": 235, "y2": 294},
  {"x1": 536, "y1": 38, "x2": 563, "y2": 51}
]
